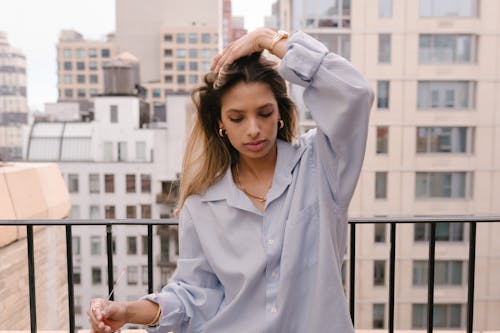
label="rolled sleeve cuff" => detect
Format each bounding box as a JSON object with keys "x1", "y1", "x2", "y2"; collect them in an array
[
  {"x1": 141, "y1": 290, "x2": 186, "y2": 331},
  {"x1": 278, "y1": 31, "x2": 329, "y2": 87}
]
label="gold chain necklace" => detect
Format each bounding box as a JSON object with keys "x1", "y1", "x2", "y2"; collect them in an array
[{"x1": 235, "y1": 163, "x2": 270, "y2": 203}]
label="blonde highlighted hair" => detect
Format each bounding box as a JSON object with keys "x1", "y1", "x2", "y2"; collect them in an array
[{"x1": 175, "y1": 52, "x2": 297, "y2": 215}]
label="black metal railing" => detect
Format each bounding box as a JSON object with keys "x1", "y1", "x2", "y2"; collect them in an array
[{"x1": 0, "y1": 216, "x2": 498, "y2": 333}]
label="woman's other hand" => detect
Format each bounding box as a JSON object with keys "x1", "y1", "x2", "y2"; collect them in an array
[{"x1": 87, "y1": 298, "x2": 127, "y2": 333}]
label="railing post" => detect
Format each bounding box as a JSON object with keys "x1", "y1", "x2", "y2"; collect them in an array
[
  {"x1": 349, "y1": 223, "x2": 356, "y2": 325},
  {"x1": 427, "y1": 222, "x2": 436, "y2": 333},
  {"x1": 148, "y1": 224, "x2": 154, "y2": 294},
  {"x1": 466, "y1": 222, "x2": 477, "y2": 333},
  {"x1": 65, "y1": 225, "x2": 75, "y2": 333},
  {"x1": 388, "y1": 223, "x2": 396, "y2": 333},
  {"x1": 106, "y1": 224, "x2": 114, "y2": 299},
  {"x1": 26, "y1": 225, "x2": 37, "y2": 333}
]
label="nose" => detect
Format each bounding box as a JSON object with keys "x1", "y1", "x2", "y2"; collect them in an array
[{"x1": 247, "y1": 117, "x2": 260, "y2": 139}]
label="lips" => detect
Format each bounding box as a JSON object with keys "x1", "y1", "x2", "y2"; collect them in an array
[{"x1": 244, "y1": 140, "x2": 267, "y2": 152}]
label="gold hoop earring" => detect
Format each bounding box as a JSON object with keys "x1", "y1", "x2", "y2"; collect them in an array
[
  {"x1": 219, "y1": 128, "x2": 225, "y2": 137},
  {"x1": 278, "y1": 120, "x2": 284, "y2": 129}
]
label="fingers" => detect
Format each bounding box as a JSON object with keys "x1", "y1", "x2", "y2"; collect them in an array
[{"x1": 88, "y1": 298, "x2": 113, "y2": 333}]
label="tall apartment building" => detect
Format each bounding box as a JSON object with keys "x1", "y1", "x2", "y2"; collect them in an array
[
  {"x1": 279, "y1": 0, "x2": 500, "y2": 330},
  {"x1": 0, "y1": 31, "x2": 27, "y2": 160},
  {"x1": 56, "y1": 29, "x2": 116, "y2": 113}
]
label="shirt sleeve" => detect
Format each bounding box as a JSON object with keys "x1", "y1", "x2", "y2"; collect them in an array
[
  {"x1": 278, "y1": 31, "x2": 374, "y2": 209},
  {"x1": 141, "y1": 207, "x2": 224, "y2": 332}
]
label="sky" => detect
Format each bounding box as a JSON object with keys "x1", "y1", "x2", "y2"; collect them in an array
[{"x1": 0, "y1": 0, "x2": 275, "y2": 111}]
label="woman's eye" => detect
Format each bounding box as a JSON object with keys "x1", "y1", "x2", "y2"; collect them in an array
[
  {"x1": 260, "y1": 112, "x2": 273, "y2": 118},
  {"x1": 229, "y1": 118, "x2": 243, "y2": 123}
]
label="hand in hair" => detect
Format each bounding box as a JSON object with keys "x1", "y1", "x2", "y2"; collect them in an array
[{"x1": 211, "y1": 28, "x2": 286, "y2": 74}]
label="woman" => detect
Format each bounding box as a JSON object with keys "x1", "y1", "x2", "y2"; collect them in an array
[{"x1": 87, "y1": 28, "x2": 373, "y2": 333}]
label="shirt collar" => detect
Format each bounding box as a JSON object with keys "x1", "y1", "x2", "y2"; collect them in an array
[{"x1": 200, "y1": 139, "x2": 306, "y2": 208}]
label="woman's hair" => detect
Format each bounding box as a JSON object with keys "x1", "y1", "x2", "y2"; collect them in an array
[{"x1": 175, "y1": 52, "x2": 297, "y2": 214}]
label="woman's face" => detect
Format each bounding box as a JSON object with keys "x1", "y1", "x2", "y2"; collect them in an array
[{"x1": 219, "y1": 81, "x2": 280, "y2": 162}]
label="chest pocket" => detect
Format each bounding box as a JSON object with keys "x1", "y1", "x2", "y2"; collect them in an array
[{"x1": 281, "y1": 201, "x2": 320, "y2": 278}]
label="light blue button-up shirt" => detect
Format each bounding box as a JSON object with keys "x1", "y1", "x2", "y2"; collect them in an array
[{"x1": 145, "y1": 31, "x2": 373, "y2": 333}]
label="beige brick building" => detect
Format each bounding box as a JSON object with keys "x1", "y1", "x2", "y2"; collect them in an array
[{"x1": 279, "y1": 0, "x2": 500, "y2": 330}]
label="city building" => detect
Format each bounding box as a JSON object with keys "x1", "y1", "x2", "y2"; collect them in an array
[
  {"x1": 278, "y1": 0, "x2": 500, "y2": 330},
  {"x1": 56, "y1": 29, "x2": 116, "y2": 115},
  {"x1": 24, "y1": 55, "x2": 191, "y2": 329},
  {"x1": 231, "y1": 16, "x2": 248, "y2": 41},
  {"x1": 0, "y1": 31, "x2": 28, "y2": 161}
]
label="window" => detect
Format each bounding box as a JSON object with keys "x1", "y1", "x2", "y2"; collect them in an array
[
  {"x1": 73, "y1": 236, "x2": 81, "y2": 255},
  {"x1": 68, "y1": 174, "x2": 79, "y2": 193},
  {"x1": 414, "y1": 222, "x2": 465, "y2": 242},
  {"x1": 89, "y1": 48, "x2": 97, "y2": 58},
  {"x1": 92, "y1": 267, "x2": 102, "y2": 284},
  {"x1": 373, "y1": 304, "x2": 385, "y2": 328},
  {"x1": 64, "y1": 89, "x2": 73, "y2": 98},
  {"x1": 420, "y1": 0, "x2": 478, "y2": 17},
  {"x1": 304, "y1": 0, "x2": 351, "y2": 28},
  {"x1": 104, "y1": 174, "x2": 114, "y2": 193},
  {"x1": 417, "y1": 127, "x2": 474, "y2": 153},
  {"x1": 161, "y1": 235, "x2": 170, "y2": 262},
  {"x1": 152, "y1": 89, "x2": 161, "y2": 98},
  {"x1": 110, "y1": 105, "x2": 118, "y2": 123},
  {"x1": 89, "y1": 74, "x2": 98, "y2": 83},
  {"x1": 89, "y1": 61, "x2": 98, "y2": 70},
  {"x1": 76, "y1": 62, "x2": 85, "y2": 70},
  {"x1": 201, "y1": 33, "x2": 211, "y2": 43},
  {"x1": 127, "y1": 236, "x2": 137, "y2": 255},
  {"x1": 126, "y1": 205, "x2": 137, "y2": 219},
  {"x1": 379, "y1": 0, "x2": 392, "y2": 17},
  {"x1": 164, "y1": 62, "x2": 173, "y2": 70},
  {"x1": 176, "y1": 62, "x2": 186, "y2": 71},
  {"x1": 90, "y1": 89, "x2": 98, "y2": 97},
  {"x1": 378, "y1": 34, "x2": 391, "y2": 63},
  {"x1": 63, "y1": 61, "x2": 72, "y2": 70},
  {"x1": 89, "y1": 174, "x2": 100, "y2": 193},
  {"x1": 176, "y1": 33, "x2": 186, "y2": 44},
  {"x1": 376, "y1": 127, "x2": 389, "y2": 154},
  {"x1": 136, "y1": 141, "x2": 146, "y2": 161},
  {"x1": 189, "y1": 49, "x2": 198, "y2": 58},
  {"x1": 412, "y1": 304, "x2": 463, "y2": 329},
  {"x1": 105, "y1": 205, "x2": 115, "y2": 219},
  {"x1": 189, "y1": 75, "x2": 198, "y2": 84},
  {"x1": 377, "y1": 81, "x2": 390, "y2": 109},
  {"x1": 89, "y1": 205, "x2": 100, "y2": 219},
  {"x1": 189, "y1": 62, "x2": 198, "y2": 71},
  {"x1": 64, "y1": 74, "x2": 72, "y2": 84},
  {"x1": 417, "y1": 81, "x2": 476, "y2": 109},
  {"x1": 76, "y1": 48, "x2": 85, "y2": 58},
  {"x1": 118, "y1": 142, "x2": 128, "y2": 161},
  {"x1": 176, "y1": 48, "x2": 186, "y2": 58},
  {"x1": 126, "y1": 174, "x2": 136, "y2": 193},
  {"x1": 413, "y1": 260, "x2": 464, "y2": 286},
  {"x1": 90, "y1": 236, "x2": 101, "y2": 255},
  {"x1": 142, "y1": 235, "x2": 148, "y2": 255},
  {"x1": 415, "y1": 172, "x2": 472, "y2": 199},
  {"x1": 164, "y1": 34, "x2": 173, "y2": 42},
  {"x1": 201, "y1": 61, "x2": 211, "y2": 72},
  {"x1": 419, "y1": 34, "x2": 477, "y2": 64},
  {"x1": 141, "y1": 174, "x2": 151, "y2": 193},
  {"x1": 164, "y1": 49, "x2": 173, "y2": 57},
  {"x1": 141, "y1": 204, "x2": 152, "y2": 219},
  {"x1": 375, "y1": 172, "x2": 388, "y2": 199},
  {"x1": 127, "y1": 266, "x2": 138, "y2": 285},
  {"x1": 188, "y1": 33, "x2": 198, "y2": 44},
  {"x1": 70, "y1": 205, "x2": 80, "y2": 219},
  {"x1": 103, "y1": 142, "x2": 113, "y2": 161},
  {"x1": 177, "y1": 75, "x2": 186, "y2": 84},
  {"x1": 201, "y1": 48, "x2": 211, "y2": 59},
  {"x1": 374, "y1": 224, "x2": 386, "y2": 243},
  {"x1": 164, "y1": 75, "x2": 173, "y2": 83},
  {"x1": 142, "y1": 265, "x2": 148, "y2": 285},
  {"x1": 101, "y1": 49, "x2": 110, "y2": 57},
  {"x1": 73, "y1": 266, "x2": 81, "y2": 284},
  {"x1": 77, "y1": 89, "x2": 86, "y2": 98},
  {"x1": 309, "y1": 34, "x2": 351, "y2": 60},
  {"x1": 63, "y1": 48, "x2": 72, "y2": 58},
  {"x1": 374, "y1": 260, "x2": 386, "y2": 286}
]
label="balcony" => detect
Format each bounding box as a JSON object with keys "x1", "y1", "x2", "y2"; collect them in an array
[{"x1": 0, "y1": 216, "x2": 499, "y2": 333}]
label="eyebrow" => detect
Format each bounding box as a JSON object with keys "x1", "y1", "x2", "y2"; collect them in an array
[{"x1": 225, "y1": 103, "x2": 274, "y2": 113}]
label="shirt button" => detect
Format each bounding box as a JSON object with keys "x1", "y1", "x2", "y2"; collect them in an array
[
  {"x1": 267, "y1": 239, "x2": 274, "y2": 246},
  {"x1": 270, "y1": 306, "x2": 277, "y2": 313}
]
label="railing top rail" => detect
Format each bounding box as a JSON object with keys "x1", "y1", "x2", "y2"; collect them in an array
[{"x1": 0, "y1": 215, "x2": 498, "y2": 226}]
